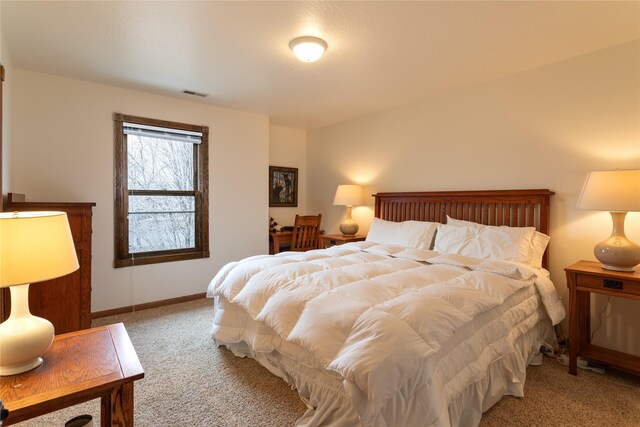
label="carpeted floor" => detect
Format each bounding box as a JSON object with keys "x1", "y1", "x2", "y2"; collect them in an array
[{"x1": 11, "y1": 298, "x2": 640, "y2": 426}]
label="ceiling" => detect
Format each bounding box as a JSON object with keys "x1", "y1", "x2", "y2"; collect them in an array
[{"x1": 1, "y1": 1, "x2": 638, "y2": 130}]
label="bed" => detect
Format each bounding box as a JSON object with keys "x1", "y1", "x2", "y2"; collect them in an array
[{"x1": 207, "y1": 189, "x2": 565, "y2": 427}]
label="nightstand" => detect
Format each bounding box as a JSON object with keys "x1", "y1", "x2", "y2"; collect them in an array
[
  {"x1": 321, "y1": 234, "x2": 366, "y2": 248},
  {"x1": 565, "y1": 260, "x2": 640, "y2": 375},
  {"x1": 1, "y1": 323, "x2": 144, "y2": 425}
]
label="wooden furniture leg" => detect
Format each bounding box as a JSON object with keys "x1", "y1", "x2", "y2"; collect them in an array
[
  {"x1": 100, "y1": 393, "x2": 112, "y2": 427},
  {"x1": 567, "y1": 271, "x2": 578, "y2": 375}
]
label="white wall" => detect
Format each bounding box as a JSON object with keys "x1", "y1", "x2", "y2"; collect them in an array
[
  {"x1": 1, "y1": 28, "x2": 13, "y2": 197},
  {"x1": 9, "y1": 70, "x2": 269, "y2": 311},
  {"x1": 308, "y1": 41, "x2": 640, "y2": 354},
  {"x1": 268, "y1": 125, "x2": 308, "y2": 228}
]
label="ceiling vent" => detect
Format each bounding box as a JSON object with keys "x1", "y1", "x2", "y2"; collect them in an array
[{"x1": 183, "y1": 90, "x2": 208, "y2": 98}]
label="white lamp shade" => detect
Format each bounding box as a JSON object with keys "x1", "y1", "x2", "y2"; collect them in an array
[
  {"x1": 0, "y1": 211, "x2": 79, "y2": 287},
  {"x1": 289, "y1": 36, "x2": 327, "y2": 62},
  {"x1": 577, "y1": 170, "x2": 640, "y2": 212},
  {"x1": 333, "y1": 185, "x2": 364, "y2": 206}
]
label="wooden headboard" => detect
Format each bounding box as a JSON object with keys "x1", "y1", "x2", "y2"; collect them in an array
[{"x1": 373, "y1": 189, "x2": 555, "y2": 268}]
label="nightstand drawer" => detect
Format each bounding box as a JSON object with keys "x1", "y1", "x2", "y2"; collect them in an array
[
  {"x1": 321, "y1": 234, "x2": 366, "y2": 248},
  {"x1": 576, "y1": 274, "x2": 640, "y2": 298}
]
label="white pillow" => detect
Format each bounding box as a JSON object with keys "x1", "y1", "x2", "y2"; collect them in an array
[
  {"x1": 446, "y1": 216, "x2": 477, "y2": 228},
  {"x1": 446, "y1": 216, "x2": 549, "y2": 268},
  {"x1": 528, "y1": 231, "x2": 550, "y2": 269},
  {"x1": 365, "y1": 218, "x2": 438, "y2": 249},
  {"x1": 434, "y1": 223, "x2": 535, "y2": 264}
]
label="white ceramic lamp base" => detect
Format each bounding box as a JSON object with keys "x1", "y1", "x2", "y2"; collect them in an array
[
  {"x1": 595, "y1": 212, "x2": 640, "y2": 272},
  {"x1": 0, "y1": 284, "x2": 55, "y2": 376},
  {"x1": 339, "y1": 205, "x2": 359, "y2": 236},
  {"x1": 339, "y1": 221, "x2": 359, "y2": 236}
]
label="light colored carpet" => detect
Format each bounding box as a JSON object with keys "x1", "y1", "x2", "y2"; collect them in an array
[{"x1": 12, "y1": 298, "x2": 640, "y2": 426}]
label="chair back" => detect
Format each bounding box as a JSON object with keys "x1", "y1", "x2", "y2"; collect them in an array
[{"x1": 291, "y1": 214, "x2": 322, "y2": 251}]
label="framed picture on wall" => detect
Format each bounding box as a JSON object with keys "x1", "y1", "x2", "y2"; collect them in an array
[{"x1": 269, "y1": 166, "x2": 298, "y2": 207}]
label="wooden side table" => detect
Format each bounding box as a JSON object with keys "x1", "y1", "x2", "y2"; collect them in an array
[
  {"x1": 1, "y1": 323, "x2": 144, "y2": 426},
  {"x1": 565, "y1": 260, "x2": 640, "y2": 375},
  {"x1": 269, "y1": 231, "x2": 292, "y2": 254},
  {"x1": 321, "y1": 234, "x2": 366, "y2": 248}
]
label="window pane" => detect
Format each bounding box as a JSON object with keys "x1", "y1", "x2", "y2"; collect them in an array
[
  {"x1": 127, "y1": 135, "x2": 194, "y2": 191},
  {"x1": 129, "y1": 195, "x2": 195, "y2": 213},
  {"x1": 128, "y1": 195, "x2": 195, "y2": 253}
]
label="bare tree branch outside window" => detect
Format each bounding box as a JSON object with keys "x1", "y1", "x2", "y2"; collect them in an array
[{"x1": 127, "y1": 135, "x2": 195, "y2": 253}]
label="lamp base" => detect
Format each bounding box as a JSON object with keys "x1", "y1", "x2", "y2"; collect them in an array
[
  {"x1": 594, "y1": 212, "x2": 640, "y2": 273},
  {"x1": 600, "y1": 264, "x2": 637, "y2": 273},
  {"x1": 339, "y1": 221, "x2": 359, "y2": 236},
  {"x1": 0, "y1": 357, "x2": 44, "y2": 376},
  {"x1": 0, "y1": 284, "x2": 55, "y2": 376}
]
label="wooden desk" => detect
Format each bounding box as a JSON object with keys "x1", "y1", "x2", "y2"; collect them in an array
[
  {"x1": 565, "y1": 260, "x2": 640, "y2": 375},
  {"x1": 269, "y1": 231, "x2": 292, "y2": 254},
  {"x1": 1, "y1": 323, "x2": 144, "y2": 426},
  {"x1": 270, "y1": 230, "x2": 330, "y2": 254}
]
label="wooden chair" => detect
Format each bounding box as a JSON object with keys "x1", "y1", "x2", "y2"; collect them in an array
[{"x1": 291, "y1": 214, "x2": 322, "y2": 251}]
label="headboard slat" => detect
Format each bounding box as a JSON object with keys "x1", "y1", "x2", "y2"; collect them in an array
[{"x1": 510, "y1": 203, "x2": 517, "y2": 227}]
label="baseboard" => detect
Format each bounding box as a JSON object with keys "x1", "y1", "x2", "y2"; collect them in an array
[{"x1": 91, "y1": 292, "x2": 207, "y2": 319}]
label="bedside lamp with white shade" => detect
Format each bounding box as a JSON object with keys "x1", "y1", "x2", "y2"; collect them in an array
[
  {"x1": 333, "y1": 184, "x2": 364, "y2": 236},
  {"x1": 577, "y1": 169, "x2": 640, "y2": 272},
  {"x1": 0, "y1": 211, "x2": 79, "y2": 376}
]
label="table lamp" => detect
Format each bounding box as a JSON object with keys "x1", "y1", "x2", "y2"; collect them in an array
[
  {"x1": 0, "y1": 211, "x2": 79, "y2": 376},
  {"x1": 333, "y1": 184, "x2": 364, "y2": 236},
  {"x1": 577, "y1": 169, "x2": 640, "y2": 271}
]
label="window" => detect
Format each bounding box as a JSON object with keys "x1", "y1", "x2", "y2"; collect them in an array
[{"x1": 114, "y1": 113, "x2": 209, "y2": 267}]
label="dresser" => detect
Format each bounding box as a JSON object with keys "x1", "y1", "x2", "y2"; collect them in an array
[{"x1": 1, "y1": 193, "x2": 95, "y2": 334}]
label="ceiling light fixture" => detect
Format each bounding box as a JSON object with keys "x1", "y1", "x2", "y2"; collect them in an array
[{"x1": 289, "y1": 36, "x2": 327, "y2": 63}]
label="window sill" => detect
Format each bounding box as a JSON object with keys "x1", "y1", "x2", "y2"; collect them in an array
[{"x1": 114, "y1": 250, "x2": 210, "y2": 268}]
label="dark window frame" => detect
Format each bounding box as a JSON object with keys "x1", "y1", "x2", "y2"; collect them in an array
[{"x1": 114, "y1": 113, "x2": 209, "y2": 268}]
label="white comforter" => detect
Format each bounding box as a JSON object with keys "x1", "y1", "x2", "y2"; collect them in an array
[{"x1": 207, "y1": 242, "x2": 564, "y2": 426}]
